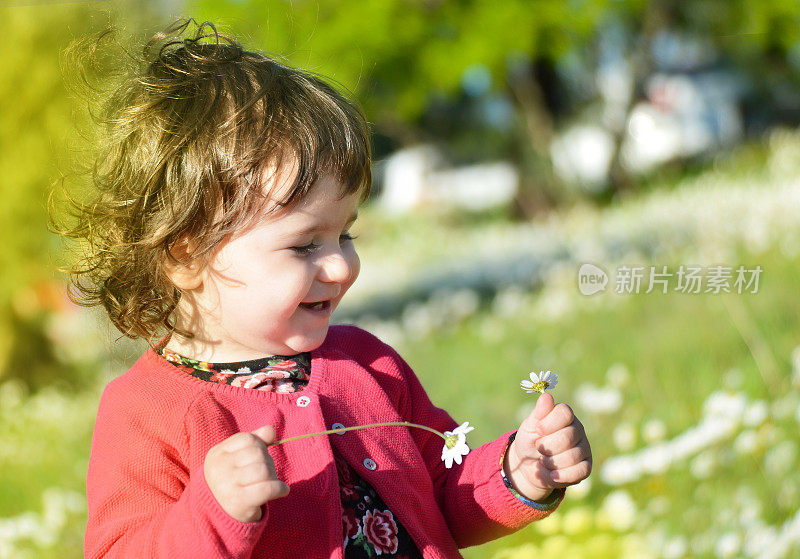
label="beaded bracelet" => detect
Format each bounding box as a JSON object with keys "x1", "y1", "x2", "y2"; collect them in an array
[{"x1": 501, "y1": 431, "x2": 565, "y2": 511}]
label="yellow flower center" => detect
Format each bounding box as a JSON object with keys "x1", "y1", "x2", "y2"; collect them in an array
[
  {"x1": 445, "y1": 433, "x2": 459, "y2": 449},
  {"x1": 532, "y1": 381, "x2": 549, "y2": 392}
]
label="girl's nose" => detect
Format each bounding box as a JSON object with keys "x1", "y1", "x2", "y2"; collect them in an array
[{"x1": 319, "y1": 248, "x2": 358, "y2": 284}]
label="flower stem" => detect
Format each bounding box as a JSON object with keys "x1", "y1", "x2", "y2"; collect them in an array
[{"x1": 274, "y1": 421, "x2": 447, "y2": 445}]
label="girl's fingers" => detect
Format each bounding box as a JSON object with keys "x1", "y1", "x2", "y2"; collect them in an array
[
  {"x1": 236, "y1": 460, "x2": 272, "y2": 486},
  {"x1": 550, "y1": 459, "x2": 592, "y2": 484},
  {"x1": 535, "y1": 426, "x2": 583, "y2": 456},
  {"x1": 538, "y1": 439, "x2": 591, "y2": 470},
  {"x1": 525, "y1": 459, "x2": 560, "y2": 490},
  {"x1": 513, "y1": 443, "x2": 542, "y2": 464},
  {"x1": 535, "y1": 403, "x2": 575, "y2": 436},
  {"x1": 233, "y1": 446, "x2": 270, "y2": 468}
]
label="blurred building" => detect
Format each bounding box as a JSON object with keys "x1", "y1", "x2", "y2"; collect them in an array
[{"x1": 375, "y1": 144, "x2": 518, "y2": 215}]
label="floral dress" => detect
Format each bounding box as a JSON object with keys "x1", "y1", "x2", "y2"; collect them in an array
[{"x1": 157, "y1": 345, "x2": 424, "y2": 558}]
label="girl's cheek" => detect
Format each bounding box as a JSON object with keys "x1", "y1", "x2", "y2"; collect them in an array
[{"x1": 345, "y1": 249, "x2": 361, "y2": 284}]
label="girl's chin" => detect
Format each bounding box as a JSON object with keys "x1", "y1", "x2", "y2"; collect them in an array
[{"x1": 282, "y1": 328, "x2": 330, "y2": 353}]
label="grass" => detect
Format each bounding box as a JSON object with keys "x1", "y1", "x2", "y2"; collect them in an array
[
  {"x1": 390, "y1": 244, "x2": 798, "y2": 558},
  {"x1": 4, "y1": 249, "x2": 798, "y2": 558}
]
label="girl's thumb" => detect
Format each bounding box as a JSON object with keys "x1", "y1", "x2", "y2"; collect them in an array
[
  {"x1": 252, "y1": 425, "x2": 278, "y2": 445},
  {"x1": 533, "y1": 392, "x2": 555, "y2": 421}
]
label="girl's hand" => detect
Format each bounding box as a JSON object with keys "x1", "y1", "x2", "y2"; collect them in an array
[
  {"x1": 503, "y1": 393, "x2": 592, "y2": 502},
  {"x1": 203, "y1": 425, "x2": 290, "y2": 523}
]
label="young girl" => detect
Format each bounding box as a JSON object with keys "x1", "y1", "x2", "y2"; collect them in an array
[{"x1": 64, "y1": 18, "x2": 592, "y2": 559}]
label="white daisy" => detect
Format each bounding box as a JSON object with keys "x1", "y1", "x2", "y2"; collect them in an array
[
  {"x1": 521, "y1": 370, "x2": 559, "y2": 394},
  {"x1": 441, "y1": 421, "x2": 475, "y2": 468}
]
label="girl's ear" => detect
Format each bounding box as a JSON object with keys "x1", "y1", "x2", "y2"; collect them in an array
[{"x1": 162, "y1": 237, "x2": 204, "y2": 291}]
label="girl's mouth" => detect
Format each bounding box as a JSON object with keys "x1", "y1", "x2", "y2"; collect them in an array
[{"x1": 300, "y1": 300, "x2": 331, "y2": 314}]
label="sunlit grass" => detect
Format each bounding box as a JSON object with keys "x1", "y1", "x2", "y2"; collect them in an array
[
  {"x1": 5, "y1": 236, "x2": 799, "y2": 558},
  {"x1": 391, "y1": 245, "x2": 798, "y2": 558},
  {"x1": 4, "y1": 130, "x2": 800, "y2": 556}
]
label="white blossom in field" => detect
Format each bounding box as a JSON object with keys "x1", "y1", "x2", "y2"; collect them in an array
[
  {"x1": 743, "y1": 400, "x2": 768, "y2": 427},
  {"x1": 613, "y1": 423, "x2": 637, "y2": 451},
  {"x1": 734, "y1": 429, "x2": 761, "y2": 455},
  {"x1": 642, "y1": 419, "x2": 667, "y2": 443},
  {"x1": 691, "y1": 531, "x2": 715, "y2": 556},
  {"x1": 534, "y1": 513, "x2": 561, "y2": 536},
  {"x1": 746, "y1": 523, "x2": 777, "y2": 558},
  {"x1": 605, "y1": 362, "x2": 631, "y2": 387},
  {"x1": 764, "y1": 440, "x2": 797, "y2": 476},
  {"x1": 534, "y1": 286, "x2": 573, "y2": 322},
  {"x1": 736, "y1": 487, "x2": 762, "y2": 524},
  {"x1": 601, "y1": 455, "x2": 639, "y2": 485},
  {"x1": 597, "y1": 489, "x2": 636, "y2": 532},
  {"x1": 647, "y1": 496, "x2": 669, "y2": 516},
  {"x1": 449, "y1": 288, "x2": 480, "y2": 321},
  {"x1": 662, "y1": 535, "x2": 688, "y2": 558},
  {"x1": 568, "y1": 476, "x2": 591, "y2": 499},
  {"x1": 778, "y1": 479, "x2": 800, "y2": 511},
  {"x1": 639, "y1": 442, "x2": 670, "y2": 474},
  {"x1": 0, "y1": 379, "x2": 26, "y2": 410},
  {"x1": 714, "y1": 532, "x2": 741, "y2": 558},
  {"x1": 0, "y1": 512, "x2": 38, "y2": 545},
  {"x1": 722, "y1": 368, "x2": 744, "y2": 390},
  {"x1": 493, "y1": 285, "x2": 527, "y2": 318},
  {"x1": 575, "y1": 382, "x2": 622, "y2": 414},
  {"x1": 562, "y1": 506, "x2": 593, "y2": 535},
  {"x1": 401, "y1": 301, "x2": 435, "y2": 338},
  {"x1": 739, "y1": 503, "x2": 761, "y2": 525},
  {"x1": 359, "y1": 319, "x2": 405, "y2": 350},
  {"x1": 771, "y1": 393, "x2": 799, "y2": 420},
  {"x1": 791, "y1": 345, "x2": 800, "y2": 387},
  {"x1": 704, "y1": 391, "x2": 747, "y2": 420},
  {"x1": 0, "y1": 486, "x2": 85, "y2": 551},
  {"x1": 690, "y1": 449, "x2": 717, "y2": 479},
  {"x1": 620, "y1": 533, "x2": 657, "y2": 559},
  {"x1": 602, "y1": 390, "x2": 743, "y2": 485},
  {"x1": 478, "y1": 317, "x2": 505, "y2": 343}
]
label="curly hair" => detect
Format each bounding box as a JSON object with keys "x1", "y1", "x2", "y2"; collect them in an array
[{"x1": 50, "y1": 18, "x2": 372, "y2": 345}]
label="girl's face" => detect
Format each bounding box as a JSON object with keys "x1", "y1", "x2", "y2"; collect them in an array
[{"x1": 167, "y1": 166, "x2": 362, "y2": 361}]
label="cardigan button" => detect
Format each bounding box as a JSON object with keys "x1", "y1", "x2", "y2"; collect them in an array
[
  {"x1": 332, "y1": 423, "x2": 346, "y2": 435},
  {"x1": 296, "y1": 396, "x2": 311, "y2": 407},
  {"x1": 363, "y1": 458, "x2": 377, "y2": 470}
]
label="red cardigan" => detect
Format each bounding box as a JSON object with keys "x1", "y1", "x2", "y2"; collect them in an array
[{"x1": 85, "y1": 324, "x2": 563, "y2": 558}]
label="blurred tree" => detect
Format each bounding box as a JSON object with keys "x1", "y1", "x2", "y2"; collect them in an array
[
  {"x1": 39, "y1": 0, "x2": 800, "y2": 228},
  {"x1": 675, "y1": 0, "x2": 800, "y2": 133},
  {"x1": 185, "y1": 0, "x2": 800, "y2": 214},
  {"x1": 0, "y1": 3, "x2": 98, "y2": 384},
  {"x1": 0, "y1": 0, "x2": 171, "y2": 389},
  {"x1": 187, "y1": 0, "x2": 643, "y2": 215}
]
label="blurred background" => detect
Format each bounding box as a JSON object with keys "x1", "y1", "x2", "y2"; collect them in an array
[{"x1": 2, "y1": 0, "x2": 799, "y2": 557}]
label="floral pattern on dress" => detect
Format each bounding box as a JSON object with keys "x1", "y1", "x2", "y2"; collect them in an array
[
  {"x1": 157, "y1": 345, "x2": 310, "y2": 393},
  {"x1": 362, "y1": 510, "x2": 399, "y2": 555}
]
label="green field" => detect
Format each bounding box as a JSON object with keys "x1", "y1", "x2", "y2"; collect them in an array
[{"x1": 2, "y1": 141, "x2": 799, "y2": 558}]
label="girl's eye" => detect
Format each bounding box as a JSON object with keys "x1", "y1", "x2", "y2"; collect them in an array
[
  {"x1": 292, "y1": 233, "x2": 358, "y2": 256},
  {"x1": 292, "y1": 243, "x2": 320, "y2": 256}
]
